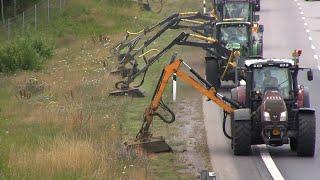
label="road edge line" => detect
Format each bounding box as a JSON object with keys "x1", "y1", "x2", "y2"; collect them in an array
[{"x1": 257, "y1": 145, "x2": 285, "y2": 180}]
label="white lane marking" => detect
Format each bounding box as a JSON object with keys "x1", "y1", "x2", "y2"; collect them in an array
[
  {"x1": 304, "y1": 22, "x2": 308, "y2": 26},
  {"x1": 300, "y1": 11, "x2": 304, "y2": 15},
  {"x1": 314, "y1": 55, "x2": 319, "y2": 59},
  {"x1": 302, "y1": 17, "x2": 305, "y2": 20},
  {"x1": 306, "y1": 29, "x2": 310, "y2": 33},
  {"x1": 298, "y1": 3, "x2": 301, "y2": 6},
  {"x1": 309, "y1": 36, "x2": 313, "y2": 41},
  {"x1": 318, "y1": 66, "x2": 320, "y2": 70},
  {"x1": 299, "y1": 7, "x2": 302, "y2": 10},
  {"x1": 311, "y1": 45, "x2": 316, "y2": 49},
  {"x1": 257, "y1": 145, "x2": 285, "y2": 180}
]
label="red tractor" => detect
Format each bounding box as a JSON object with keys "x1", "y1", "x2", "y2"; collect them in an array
[{"x1": 230, "y1": 51, "x2": 315, "y2": 156}]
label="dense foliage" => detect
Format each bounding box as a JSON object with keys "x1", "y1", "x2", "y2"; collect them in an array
[{"x1": 0, "y1": 36, "x2": 53, "y2": 73}]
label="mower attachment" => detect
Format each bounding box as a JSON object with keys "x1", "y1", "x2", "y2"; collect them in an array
[
  {"x1": 125, "y1": 136, "x2": 172, "y2": 153},
  {"x1": 109, "y1": 88, "x2": 145, "y2": 97}
]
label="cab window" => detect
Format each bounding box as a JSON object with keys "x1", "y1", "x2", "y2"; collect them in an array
[
  {"x1": 253, "y1": 66, "x2": 292, "y2": 99},
  {"x1": 223, "y1": 2, "x2": 250, "y2": 21}
]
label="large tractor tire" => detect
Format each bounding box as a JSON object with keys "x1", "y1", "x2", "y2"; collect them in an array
[
  {"x1": 205, "y1": 59, "x2": 221, "y2": 89},
  {"x1": 297, "y1": 113, "x2": 316, "y2": 156},
  {"x1": 291, "y1": 88, "x2": 310, "y2": 152},
  {"x1": 232, "y1": 119, "x2": 252, "y2": 155}
]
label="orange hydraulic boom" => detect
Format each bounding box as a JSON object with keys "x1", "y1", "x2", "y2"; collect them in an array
[{"x1": 128, "y1": 57, "x2": 241, "y2": 153}]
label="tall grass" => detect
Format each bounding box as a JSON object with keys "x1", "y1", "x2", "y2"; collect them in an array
[{"x1": 0, "y1": 0, "x2": 203, "y2": 179}]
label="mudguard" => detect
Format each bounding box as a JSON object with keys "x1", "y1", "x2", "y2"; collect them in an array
[
  {"x1": 233, "y1": 108, "x2": 251, "y2": 121},
  {"x1": 231, "y1": 86, "x2": 246, "y2": 106},
  {"x1": 298, "y1": 108, "x2": 315, "y2": 114}
]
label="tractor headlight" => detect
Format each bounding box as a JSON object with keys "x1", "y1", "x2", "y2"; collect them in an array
[
  {"x1": 280, "y1": 112, "x2": 287, "y2": 121},
  {"x1": 264, "y1": 112, "x2": 271, "y2": 121}
]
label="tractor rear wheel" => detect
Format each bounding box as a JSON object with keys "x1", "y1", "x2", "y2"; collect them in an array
[
  {"x1": 232, "y1": 119, "x2": 252, "y2": 155},
  {"x1": 205, "y1": 59, "x2": 221, "y2": 89},
  {"x1": 297, "y1": 113, "x2": 316, "y2": 156}
]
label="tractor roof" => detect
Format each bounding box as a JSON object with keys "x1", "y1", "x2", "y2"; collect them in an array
[
  {"x1": 245, "y1": 59, "x2": 296, "y2": 67},
  {"x1": 216, "y1": 21, "x2": 251, "y2": 26},
  {"x1": 218, "y1": 0, "x2": 256, "y2": 3}
]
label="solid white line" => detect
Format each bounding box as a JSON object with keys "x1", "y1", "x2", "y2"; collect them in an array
[
  {"x1": 314, "y1": 55, "x2": 319, "y2": 59},
  {"x1": 258, "y1": 145, "x2": 285, "y2": 180},
  {"x1": 318, "y1": 66, "x2": 320, "y2": 70},
  {"x1": 309, "y1": 36, "x2": 313, "y2": 41},
  {"x1": 311, "y1": 45, "x2": 316, "y2": 49}
]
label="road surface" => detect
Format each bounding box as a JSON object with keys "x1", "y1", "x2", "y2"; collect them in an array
[{"x1": 203, "y1": 0, "x2": 320, "y2": 179}]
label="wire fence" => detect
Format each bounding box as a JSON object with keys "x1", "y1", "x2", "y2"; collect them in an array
[{"x1": 0, "y1": 0, "x2": 67, "y2": 41}]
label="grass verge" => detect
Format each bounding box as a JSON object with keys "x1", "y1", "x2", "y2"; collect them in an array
[{"x1": 0, "y1": 0, "x2": 209, "y2": 179}]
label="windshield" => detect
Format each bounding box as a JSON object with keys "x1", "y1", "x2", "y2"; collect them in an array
[
  {"x1": 223, "y1": 2, "x2": 250, "y2": 21},
  {"x1": 253, "y1": 67, "x2": 292, "y2": 99},
  {"x1": 219, "y1": 25, "x2": 249, "y2": 46}
]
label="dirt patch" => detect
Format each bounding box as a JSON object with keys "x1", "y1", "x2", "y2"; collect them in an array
[{"x1": 165, "y1": 49, "x2": 211, "y2": 177}]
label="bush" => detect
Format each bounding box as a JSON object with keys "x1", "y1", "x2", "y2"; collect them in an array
[{"x1": 0, "y1": 36, "x2": 54, "y2": 73}]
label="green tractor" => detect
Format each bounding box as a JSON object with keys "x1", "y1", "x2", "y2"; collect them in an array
[
  {"x1": 205, "y1": 20, "x2": 264, "y2": 89},
  {"x1": 204, "y1": 0, "x2": 263, "y2": 89},
  {"x1": 212, "y1": 0, "x2": 261, "y2": 21}
]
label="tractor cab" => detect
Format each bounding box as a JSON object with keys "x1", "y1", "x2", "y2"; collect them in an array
[
  {"x1": 212, "y1": 0, "x2": 260, "y2": 21},
  {"x1": 216, "y1": 21, "x2": 263, "y2": 64},
  {"x1": 247, "y1": 59, "x2": 295, "y2": 101}
]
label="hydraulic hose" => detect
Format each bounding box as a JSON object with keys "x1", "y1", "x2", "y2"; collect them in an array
[{"x1": 223, "y1": 111, "x2": 232, "y2": 139}]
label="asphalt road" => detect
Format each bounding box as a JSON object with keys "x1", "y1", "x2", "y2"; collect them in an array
[{"x1": 203, "y1": 0, "x2": 320, "y2": 179}]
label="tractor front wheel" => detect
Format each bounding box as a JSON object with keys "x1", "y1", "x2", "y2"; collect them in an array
[
  {"x1": 205, "y1": 59, "x2": 221, "y2": 89},
  {"x1": 297, "y1": 113, "x2": 316, "y2": 156},
  {"x1": 232, "y1": 118, "x2": 252, "y2": 155}
]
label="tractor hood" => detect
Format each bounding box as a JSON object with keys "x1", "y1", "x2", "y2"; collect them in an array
[{"x1": 261, "y1": 90, "x2": 287, "y2": 122}]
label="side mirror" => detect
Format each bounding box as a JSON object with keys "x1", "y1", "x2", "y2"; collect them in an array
[
  {"x1": 254, "y1": 15, "x2": 260, "y2": 22},
  {"x1": 307, "y1": 69, "x2": 313, "y2": 81},
  {"x1": 259, "y1": 25, "x2": 264, "y2": 33}
]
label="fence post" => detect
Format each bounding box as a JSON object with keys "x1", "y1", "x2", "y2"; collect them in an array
[
  {"x1": 7, "y1": 18, "x2": 10, "y2": 40},
  {"x1": 59, "y1": 0, "x2": 62, "y2": 11},
  {"x1": 22, "y1": 11, "x2": 25, "y2": 34},
  {"x1": 34, "y1": 4, "x2": 37, "y2": 31},
  {"x1": 47, "y1": 0, "x2": 50, "y2": 26}
]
